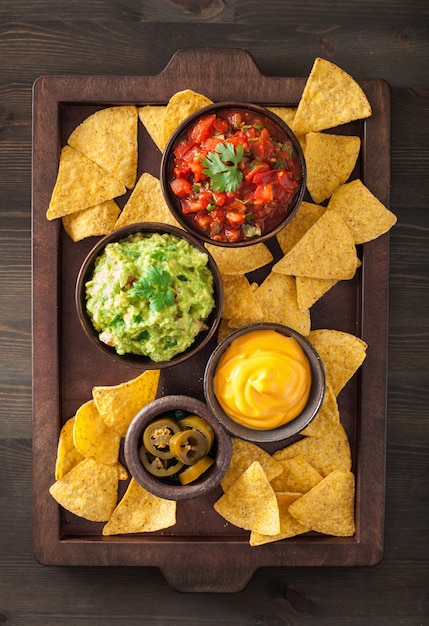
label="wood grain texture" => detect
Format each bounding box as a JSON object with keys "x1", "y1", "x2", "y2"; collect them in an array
[{"x1": 1, "y1": 0, "x2": 428, "y2": 621}]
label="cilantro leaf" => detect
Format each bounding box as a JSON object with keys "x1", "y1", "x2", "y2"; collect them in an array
[
  {"x1": 128, "y1": 265, "x2": 175, "y2": 312},
  {"x1": 202, "y1": 142, "x2": 244, "y2": 193}
]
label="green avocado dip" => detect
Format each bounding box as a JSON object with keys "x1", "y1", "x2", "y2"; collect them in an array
[{"x1": 85, "y1": 232, "x2": 215, "y2": 362}]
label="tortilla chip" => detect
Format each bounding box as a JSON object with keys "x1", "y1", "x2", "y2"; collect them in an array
[
  {"x1": 304, "y1": 132, "x2": 361, "y2": 203},
  {"x1": 276, "y1": 201, "x2": 326, "y2": 256},
  {"x1": 73, "y1": 399, "x2": 121, "y2": 465},
  {"x1": 273, "y1": 422, "x2": 351, "y2": 477},
  {"x1": 270, "y1": 455, "x2": 323, "y2": 494},
  {"x1": 308, "y1": 329, "x2": 367, "y2": 396},
  {"x1": 217, "y1": 317, "x2": 233, "y2": 343},
  {"x1": 67, "y1": 105, "x2": 138, "y2": 189},
  {"x1": 289, "y1": 470, "x2": 355, "y2": 536},
  {"x1": 62, "y1": 199, "x2": 120, "y2": 242},
  {"x1": 214, "y1": 461, "x2": 281, "y2": 535},
  {"x1": 292, "y1": 58, "x2": 372, "y2": 135},
  {"x1": 272, "y1": 210, "x2": 358, "y2": 280},
  {"x1": 47, "y1": 146, "x2": 126, "y2": 220},
  {"x1": 54, "y1": 417, "x2": 85, "y2": 480},
  {"x1": 249, "y1": 492, "x2": 310, "y2": 545},
  {"x1": 49, "y1": 458, "x2": 119, "y2": 522},
  {"x1": 205, "y1": 242, "x2": 273, "y2": 276},
  {"x1": 253, "y1": 272, "x2": 311, "y2": 336},
  {"x1": 113, "y1": 172, "x2": 182, "y2": 230},
  {"x1": 93, "y1": 369, "x2": 160, "y2": 438},
  {"x1": 163, "y1": 89, "x2": 213, "y2": 146},
  {"x1": 295, "y1": 275, "x2": 338, "y2": 311},
  {"x1": 266, "y1": 106, "x2": 297, "y2": 128},
  {"x1": 138, "y1": 105, "x2": 166, "y2": 152},
  {"x1": 299, "y1": 381, "x2": 340, "y2": 438},
  {"x1": 222, "y1": 275, "x2": 264, "y2": 323},
  {"x1": 220, "y1": 438, "x2": 283, "y2": 492},
  {"x1": 102, "y1": 478, "x2": 176, "y2": 535},
  {"x1": 327, "y1": 179, "x2": 397, "y2": 244}
]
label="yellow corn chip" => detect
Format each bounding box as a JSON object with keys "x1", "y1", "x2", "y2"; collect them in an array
[
  {"x1": 54, "y1": 417, "x2": 85, "y2": 480},
  {"x1": 138, "y1": 105, "x2": 166, "y2": 152},
  {"x1": 205, "y1": 242, "x2": 273, "y2": 276},
  {"x1": 327, "y1": 179, "x2": 397, "y2": 244},
  {"x1": 222, "y1": 275, "x2": 264, "y2": 323},
  {"x1": 304, "y1": 132, "x2": 361, "y2": 203},
  {"x1": 270, "y1": 455, "x2": 323, "y2": 494},
  {"x1": 49, "y1": 458, "x2": 119, "y2": 522},
  {"x1": 102, "y1": 478, "x2": 176, "y2": 535},
  {"x1": 93, "y1": 369, "x2": 160, "y2": 438},
  {"x1": 62, "y1": 199, "x2": 120, "y2": 242},
  {"x1": 253, "y1": 272, "x2": 311, "y2": 336},
  {"x1": 113, "y1": 172, "x2": 182, "y2": 230},
  {"x1": 217, "y1": 317, "x2": 234, "y2": 344},
  {"x1": 249, "y1": 492, "x2": 310, "y2": 545},
  {"x1": 214, "y1": 461, "x2": 281, "y2": 535},
  {"x1": 299, "y1": 381, "x2": 340, "y2": 438},
  {"x1": 289, "y1": 470, "x2": 355, "y2": 536},
  {"x1": 295, "y1": 275, "x2": 338, "y2": 311},
  {"x1": 276, "y1": 201, "x2": 326, "y2": 256},
  {"x1": 292, "y1": 58, "x2": 372, "y2": 135},
  {"x1": 220, "y1": 438, "x2": 283, "y2": 492},
  {"x1": 67, "y1": 105, "x2": 138, "y2": 189},
  {"x1": 163, "y1": 89, "x2": 213, "y2": 146},
  {"x1": 308, "y1": 329, "x2": 367, "y2": 395},
  {"x1": 272, "y1": 210, "x2": 358, "y2": 280},
  {"x1": 273, "y1": 422, "x2": 351, "y2": 477},
  {"x1": 266, "y1": 106, "x2": 297, "y2": 128},
  {"x1": 47, "y1": 146, "x2": 126, "y2": 220},
  {"x1": 73, "y1": 399, "x2": 121, "y2": 465}
]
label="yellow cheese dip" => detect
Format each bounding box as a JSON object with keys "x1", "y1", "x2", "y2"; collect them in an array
[{"x1": 213, "y1": 330, "x2": 312, "y2": 430}]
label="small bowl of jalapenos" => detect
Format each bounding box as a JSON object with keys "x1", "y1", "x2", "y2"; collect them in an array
[{"x1": 124, "y1": 395, "x2": 232, "y2": 500}]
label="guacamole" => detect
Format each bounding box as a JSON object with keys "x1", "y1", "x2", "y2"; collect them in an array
[{"x1": 85, "y1": 232, "x2": 215, "y2": 361}]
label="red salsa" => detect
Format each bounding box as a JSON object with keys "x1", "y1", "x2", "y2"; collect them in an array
[{"x1": 169, "y1": 108, "x2": 303, "y2": 243}]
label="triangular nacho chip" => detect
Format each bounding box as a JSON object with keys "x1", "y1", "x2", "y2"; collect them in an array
[
  {"x1": 295, "y1": 275, "x2": 338, "y2": 311},
  {"x1": 266, "y1": 106, "x2": 297, "y2": 128},
  {"x1": 73, "y1": 399, "x2": 121, "y2": 466},
  {"x1": 270, "y1": 455, "x2": 323, "y2": 494},
  {"x1": 54, "y1": 417, "x2": 85, "y2": 480},
  {"x1": 205, "y1": 242, "x2": 273, "y2": 276},
  {"x1": 163, "y1": 89, "x2": 213, "y2": 147},
  {"x1": 272, "y1": 210, "x2": 358, "y2": 280},
  {"x1": 102, "y1": 478, "x2": 176, "y2": 535},
  {"x1": 214, "y1": 461, "x2": 281, "y2": 535},
  {"x1": 113, "y1": 172, "x2": 182, "y2": 230},
  {"x1": 299, "y1": 381, "x2": 341, "y2": 438},
  {"x1": 67, "y1": 105, "x2": 138, "y2": 189},
  {"x1": 49, "y1": 458, "x2": 119, "y2": 522},
  {"x1": 62, "y1": 199, "x2": 120, "y2": 242},
  {"x1": 220, "y1": 438, "x2": 283, "y2": 492},
  {"x1": 222, "y1": 275, "x2": 264, "y2": 323},
  {"x1": 92, "y1": 369, "x2": 160, "y2": 438},
  {"x1": 327, "y1": 178, "x2": 397, "y2": 244},
  {"x1": 46, "y1": 145, "x2": 126, "y2": 220},
  {"x1": 138, "y1": 105, "x2": 167, "y2": 152},
  {"x1": 292, "y1": 58, "x2": 372, "y2": 135},
  {"x1": 308, "y1": 329, "x2": 367, "y2": 396},
  {"x1": 250, "y1": 492, "x2": 310, "y2": 545},
  {"x1": 289, "y1": 470, "x2": 355, "y2": 536},
  {"x1": 304, "y1": 132, "x2": 361, "y2": 203},
  {"x1": 276, "y1": 201, "x2": 326, "y2": 256}
]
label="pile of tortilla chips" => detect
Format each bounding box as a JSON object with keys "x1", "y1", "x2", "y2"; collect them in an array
[{"x1": 49, "y1": 369, "x2": 177, "y2": 535}]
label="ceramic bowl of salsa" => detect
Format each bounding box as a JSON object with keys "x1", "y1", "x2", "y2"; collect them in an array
[
  {"x1": 203, "y1": 323, "x2": 326, "y2": 444},
  {"x1": 124, "y1": 395, "x2": 232, "y2": 501},
  {"x1": 160, "y1": 102, "x2": 306, "y2": 247},
  {"x1": 75, "y1": 222, "x2": 224, "y2": 369}
]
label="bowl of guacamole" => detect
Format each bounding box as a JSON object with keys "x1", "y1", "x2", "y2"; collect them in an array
[{"x1": 76, "y1": 223, "x2": 223, "y2": 368}]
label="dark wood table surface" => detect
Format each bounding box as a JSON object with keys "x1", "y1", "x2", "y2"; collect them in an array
[{"x1": 1, "y1": 0, "x2": 428, "y2": 623}]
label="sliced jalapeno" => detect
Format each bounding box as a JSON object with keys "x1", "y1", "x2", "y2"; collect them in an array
[
  {"x1": 139, "y1": 446, "x2": 184, "y2": 477},
  {"x1": 142, "y1": 417, "x2": 181, "y2": 459},
  {"x1": 168, "y1": 428, "x2": 207, "y2": 465},
  {"x1": 179, "y1": 456, "x2": 215, "y2": 485},
  {"x1": 178, "y1": 414, "x2": 214, "y2": 454}
]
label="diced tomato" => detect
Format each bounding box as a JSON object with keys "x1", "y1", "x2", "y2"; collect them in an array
[
  {"x1": 254, "y1": 183, "x2": 274, "y2": 205},
  {"x1": 174, "y1": 141, "x2": 193, "y2": 159},
  {"x1": 212, "y1": 117, "x2": 229, "y2": 135},
  {"x1": 277, "y1": 170, "x2": 299, "y2": 192},
  {"x1": 190, "y1": 114, "x2": 216, "y2": 144},
  {"x1": 211, "y1": 191, "x2": 227, "y2": 206},
  {"x1": 225, "y1": 211, "x2": 245, "y2": 226},
  {"x1": 244, "y1": 162, "x2": 270, "y2": 183},
  {"x1": 252, "y1": 168, "x2": 279, "y2": 185},
  {"x1": 224, "y1": 228, "x2": 241, "y2": 243},
  {"x1": 169, "y1": 177, "x2": 193, "y2": 197},
  {"x1": 195, "y1": 213, "x2": 212, "y2": 230}
]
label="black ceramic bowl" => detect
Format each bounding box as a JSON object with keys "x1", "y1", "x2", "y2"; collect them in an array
[
  {"x1": 160, "y1": 102, "x2": 306, "y2": 247},
  {"x1": 75, "y1": 222, "x2": 223, "y2": 369},
  {"x1": 124, "y1": 395, "x2": 232, "y2": 501},
  {"x1": 203, "y1": 323, "x2": 326, "y2": 444}
]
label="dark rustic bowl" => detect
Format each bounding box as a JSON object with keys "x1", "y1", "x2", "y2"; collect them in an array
[
  {"x1": 160, "y1": 101, "x2": 306, "y2": 247},
  {"x1": 124, "y1": 395, "x2": 232, "y2": 501},
  {"x1": 75, "y1": 222, "x2": 223, "y2": 369},
  {"x1": 203, "y1": 323, "x2": 326, "y2": 444}
]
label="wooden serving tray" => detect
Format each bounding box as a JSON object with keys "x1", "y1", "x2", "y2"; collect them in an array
[{"x1": 32, "y1": 48, "x2": 391, "y2": 593}]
